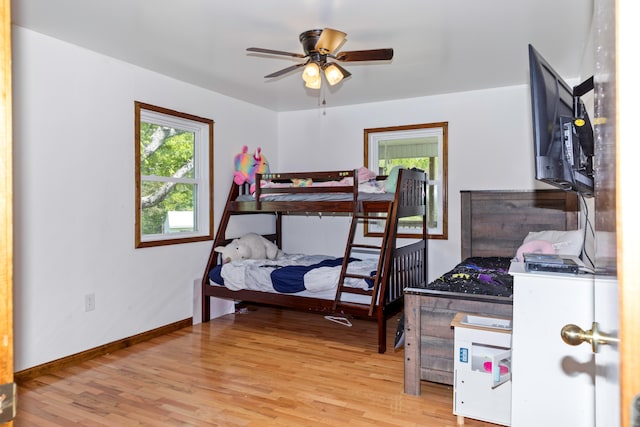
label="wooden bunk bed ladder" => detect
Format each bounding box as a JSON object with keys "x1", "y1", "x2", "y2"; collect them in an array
[{"x1": 333, "y1": 201, "x2": 396, "y2": 317}]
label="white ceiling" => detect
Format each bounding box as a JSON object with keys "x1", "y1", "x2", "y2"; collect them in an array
[{"x1": 11, "y1": 0, "x2": 594, "y2": 112}]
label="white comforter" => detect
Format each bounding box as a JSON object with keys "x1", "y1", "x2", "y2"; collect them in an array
[{"x1": 219, "y1": 254, "x2": 377, "y2": 293}]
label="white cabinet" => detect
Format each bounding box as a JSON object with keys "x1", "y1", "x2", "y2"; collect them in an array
[
  {"x1": 509, "y1": 262, "x2": 594, "y2": 427},
  {"x1": 452, "y1": 312, "x2": 512, "y2": 426}
]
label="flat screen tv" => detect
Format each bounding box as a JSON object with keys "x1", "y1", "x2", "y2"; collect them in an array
[{"x1": 528, "y1": 44, "x2": 594, "y2": 196}]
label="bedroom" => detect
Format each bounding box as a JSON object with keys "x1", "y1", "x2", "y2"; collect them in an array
[{"x1": 2, "y1": 0, "x2": 638, "y2": 425}]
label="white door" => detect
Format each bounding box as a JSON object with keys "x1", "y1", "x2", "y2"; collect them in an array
[
  {"x1": 510, "y1": 265, "x2": 596, "y2": 427},
  {"x1": 594, "y1": 277, "x2": 620, "y2": 426},
  {"x1": 557, "y1": 277, "x2": 619, "y2": 426}
]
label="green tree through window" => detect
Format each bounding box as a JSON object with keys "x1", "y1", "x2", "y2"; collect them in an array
[{"x1": 135, "y1": 102, "x2": 214, "y2": 248}]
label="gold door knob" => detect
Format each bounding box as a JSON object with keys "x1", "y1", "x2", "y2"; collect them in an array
[{"x1": 561, "y1": 322, "x2": 619, "y2": 353}]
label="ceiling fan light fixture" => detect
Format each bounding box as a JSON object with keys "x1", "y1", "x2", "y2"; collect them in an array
[
  {"x1": 304, "y1": 75, "x2": 321, "y2": 89},
  {"x1": 302, "y1": 62, "x2": 320, "y2": 83},
  {"x1": 323, "y1": 63, "x2": 344, "y2": 86},
  {"x1": 247, "y1": 28, "x2": 392, "y2": 90}
]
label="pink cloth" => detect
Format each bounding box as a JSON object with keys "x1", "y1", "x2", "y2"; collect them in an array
[
  {"x1": 357, "y1": 166, "x2": 377, "y2": 182},
  {"x1": 515, "y1": 239, "x2": 555, "y2": 262}
]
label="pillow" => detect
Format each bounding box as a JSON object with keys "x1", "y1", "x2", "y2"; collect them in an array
[
  {"x1": 385, "y1": 166, "x2": 404, "y2": 193},
  {"x1": 357, "y1": 166, "x2": 377, "y2": 183},
  {"x1": 515, "y1": 239, "x2": 556, "y2": 262},
  {"x1": 523, "y1": 229, "x2": 584, "y2": 256}
]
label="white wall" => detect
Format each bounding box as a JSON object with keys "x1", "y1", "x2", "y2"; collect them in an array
[
  {"x1": 277, "y1": 87, "x2": 545, "y2": 280},
  {"x1": 11, "y1": 27, "x2": 278, "y2": 371}
]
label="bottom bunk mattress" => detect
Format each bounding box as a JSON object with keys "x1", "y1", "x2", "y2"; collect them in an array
[{"x1": 208, "y1": 254, "x2": 377, "y2": 304}]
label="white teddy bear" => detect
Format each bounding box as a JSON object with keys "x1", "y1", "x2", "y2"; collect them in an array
[{"x1": 214, "y1": 233, "x2": 281, "y2": 264}]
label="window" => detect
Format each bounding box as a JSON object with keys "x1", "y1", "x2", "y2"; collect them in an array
[
  {"x1": 364, "y1": 122, "x2": 448, "y2": 239},
  {"x1": 135, "y1": 102, "x2": 214, "y2": 247}
]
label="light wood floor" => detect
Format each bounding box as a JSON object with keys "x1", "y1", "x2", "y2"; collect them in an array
[{"x1": 15, "y1": 305, "x2": 497, "y2": 426}]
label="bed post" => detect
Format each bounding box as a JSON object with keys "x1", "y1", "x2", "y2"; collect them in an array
[
  {"x1": 275, "y1": 212, "x2": 282, "y2": 249},
  {"x1": 460, "y1": 191, "x2": 473, "y2": 259}
]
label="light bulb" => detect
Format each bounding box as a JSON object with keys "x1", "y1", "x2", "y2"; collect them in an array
[
  {"x1": 302, "y1": 63, "x2": 320, "y2": 83},
  {"x1": 305, "y1": 74, "x2": 321, "y2": 89},
  {"x1": 324, "y1": 63, "x2": 344, "y2": 86}
]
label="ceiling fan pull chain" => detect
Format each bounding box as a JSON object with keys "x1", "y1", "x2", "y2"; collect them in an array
[{"x1": 320, "y1": 84, "x2": 327, "y2": 115}]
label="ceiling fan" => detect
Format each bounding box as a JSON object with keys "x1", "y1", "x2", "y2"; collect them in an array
[{"x1": 247, "y1": 28, "x2": 394, "y2": 89}]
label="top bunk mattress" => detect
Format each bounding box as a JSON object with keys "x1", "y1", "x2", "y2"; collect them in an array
[
  {"x1": 228, "y1": 168, "x2": 427, "y2": 215},
  {"x1": 236, "y1": 192, "x2": 395, "y2": 203},
  {"x1": 237, "y1": 176, "x2": 395, "y2": 202},
  {"x1": 236, "y1": 168, "x2": 424, "y2": 202}
]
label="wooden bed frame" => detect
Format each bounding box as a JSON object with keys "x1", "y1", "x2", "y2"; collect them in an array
[
  {"x1": 201, "y1": 168, "x2": 428, "y2": 353},
  {"x1": 404, "y1": 189, "x2": 579, "y2": 392}
]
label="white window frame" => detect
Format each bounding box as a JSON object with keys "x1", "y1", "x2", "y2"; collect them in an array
[
  {"x1": 135, "y1": 102, "x2": 214, "y2": 248},
  {"x1": 365, "y1": 122, "x2": 448, "y2": 240}
]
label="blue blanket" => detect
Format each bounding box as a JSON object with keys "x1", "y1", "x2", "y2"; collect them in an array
[{"x1": 270, "y1": 257, "x2": 355, "y2": 293}]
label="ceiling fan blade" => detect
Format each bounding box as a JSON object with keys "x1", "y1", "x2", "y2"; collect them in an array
[
  {"x1": 264, "y1": 63, "x2": 306, "y2": 78},
  {"x1": 336, "y1": 48, "x2": 394, "y2": 62},
  {"x1": 247, "y1": 47, "x2": 306, "y2": 58},
  {"x1": 315, "y1": 28, "x2": 347, "y2": 54}
]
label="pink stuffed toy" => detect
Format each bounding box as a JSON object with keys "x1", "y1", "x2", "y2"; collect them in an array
[{"x1": 233, "y1": 146, "x2": 270, "y2": 194}]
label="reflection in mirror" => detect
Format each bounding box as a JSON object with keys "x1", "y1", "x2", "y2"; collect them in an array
[{"x1": 364, "y1": 122, "x2": 448, "y2": 239}]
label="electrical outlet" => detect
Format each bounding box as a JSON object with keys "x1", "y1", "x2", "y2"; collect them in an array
[{"x1": 85, "y1": 293, "x2": 95, "y2": 312}]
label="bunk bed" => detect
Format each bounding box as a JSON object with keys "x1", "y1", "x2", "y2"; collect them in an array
[
  {"x1": 404, "y1": 189, "x2": 580, "y2": 392},
  {"x1": 201, "y1": 168, "x2": 428, "y2": 353}
]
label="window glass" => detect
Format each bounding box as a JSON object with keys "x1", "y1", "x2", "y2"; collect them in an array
[{"x1": 135, "y1": 102, "x2": 213, "y2": 247}]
